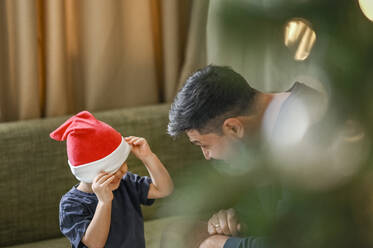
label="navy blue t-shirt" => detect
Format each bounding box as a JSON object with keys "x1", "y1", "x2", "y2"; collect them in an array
[{"x1": 59, "y1": 172, "x2": 155, "y2": 248}]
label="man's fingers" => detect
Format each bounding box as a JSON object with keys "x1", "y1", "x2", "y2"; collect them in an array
[
  {"x1": 209, "y1": 214, "x2": 219, "y2": 226},
  {"x1": 217, "y1": 210, "x2": 230, "y2": 235},
  {"x1": 209, "y1": 212, "x2": 228, "y2": 235},
  {"x1": 227, "y1": 208, "x2": 239, "y2": 236},
  {"x1": 208, "y1": 214, "x2": 219, "y2": 233},
  {"x1": 207, "y1": 222, "x2": 217, "y2": 235}
]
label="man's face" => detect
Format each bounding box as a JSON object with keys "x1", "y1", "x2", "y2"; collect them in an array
[{"x1": 186, "y1": 129, "x2": 240, "y2": 162}]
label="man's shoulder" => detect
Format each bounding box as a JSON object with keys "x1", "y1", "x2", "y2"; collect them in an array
[
  {"x1": 289, "y1": 82, "x2": 325, "y2": 100},
  {"x1": 286, "y1": 81, "x2": 327, "y2": 123}
]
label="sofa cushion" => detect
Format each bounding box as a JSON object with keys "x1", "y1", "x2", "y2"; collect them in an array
[
  {"x1": 4, "y1": 216, "x2": 189, "y2": 248},
  {"x1": 3, "y1": 237, "x2": 69, "y2": 248}
]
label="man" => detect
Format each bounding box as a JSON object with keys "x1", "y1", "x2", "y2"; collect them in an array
[{"x1": 167, "y1": 65, "x2": 325, "y2": 248}]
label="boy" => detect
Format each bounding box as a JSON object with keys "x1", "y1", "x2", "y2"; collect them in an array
[{"x1": 50, "y1": 111, "x2": 173, "y2": 248}]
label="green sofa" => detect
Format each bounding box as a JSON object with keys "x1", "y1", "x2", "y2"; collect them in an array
[{"x1": 0, "y1": 104, "x2": 207, "y2": 248}]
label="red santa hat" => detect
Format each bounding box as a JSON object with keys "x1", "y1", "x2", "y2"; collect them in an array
[{"x1": 50, "y1": 111, "x2": 131, "y2": 183}]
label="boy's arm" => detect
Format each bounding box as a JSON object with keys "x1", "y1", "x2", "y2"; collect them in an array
[
  {"x1": 81, "y1": 173, "x2": 115, "y2": 248},
  {"x1": 142, "y1": 152, "x2": 174, "y2": 199},
  {"x1": 125, "y1": 136, "x2": 174, "y2": 199}
]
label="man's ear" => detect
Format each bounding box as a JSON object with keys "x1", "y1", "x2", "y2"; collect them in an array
[{"x1": 222, "y1": 118, "x2": 245, "y2": 138}]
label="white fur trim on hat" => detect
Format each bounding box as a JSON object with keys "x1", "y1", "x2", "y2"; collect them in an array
[{"x1": 68, "y1": 137, "x2": 131, "y2": 183}]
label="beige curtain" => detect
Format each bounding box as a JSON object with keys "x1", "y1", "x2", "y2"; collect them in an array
[
  {"x1": 0, "y1": 0, "x2": 194, "y2": 122},
  {"x1": 178, "y1": 0, "x2": 209, "y2": 89}
]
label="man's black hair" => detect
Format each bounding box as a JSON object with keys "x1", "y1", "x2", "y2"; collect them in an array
[{"x1": 168, "y1": 65, "x2": 258, "y2": 136}]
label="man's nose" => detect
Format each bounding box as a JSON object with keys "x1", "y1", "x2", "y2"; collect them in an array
[{"x1": 201, "y1": 148, "x2": 211, "y2": 160}]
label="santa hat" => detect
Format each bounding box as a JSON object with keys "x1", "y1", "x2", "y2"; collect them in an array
[{"x1": 50, "y1": 111, "x2": 131, "y2": 183}]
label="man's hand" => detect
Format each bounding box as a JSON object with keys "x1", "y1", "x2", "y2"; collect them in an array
[
  {"x1": 91, "y1": 172, "x2": 115, "y2": 203},
  {"x1": 207, "y1": 208, "x2": 241, "y2": 236},
  {"x1": 125, "y1": 136, "x2": 153, "y2": 162},
  {"x1": 199, "y1": 235, "x2": 229, "y2": 248}
]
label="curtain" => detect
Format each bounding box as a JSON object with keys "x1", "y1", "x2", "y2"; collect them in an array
[
  {"x1": 0, "y1": 0, "x2": 194, "y2": 122},
  {"x1": 178, "y1": 0, "x2": 209, "y2": 90}
]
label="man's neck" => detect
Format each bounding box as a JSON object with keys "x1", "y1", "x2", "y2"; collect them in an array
[
  {"x1": 237, "y1": 93, "x2": 275, "y2": 141},
  {"x1": 253, "y1": 93, "x2": 275, "y2": 118},
  {"x1": 261, "y1": 92, "x2": 291, "y2": 138},
  {"x1": 242, "y1": 92, "x2": 288, "y2": 138}
]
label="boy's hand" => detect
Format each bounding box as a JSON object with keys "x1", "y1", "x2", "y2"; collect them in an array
[
  {"x1": 92, "y1": 172, "x2": 115, "y2": 203},
  {"x1": 125, "y1": 136, "x2": 153, "y2": 162}
]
